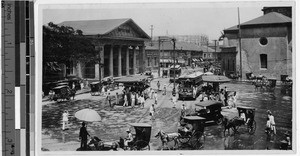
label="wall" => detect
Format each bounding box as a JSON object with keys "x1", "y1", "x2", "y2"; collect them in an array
[{"x1": 225, "y1": 25, "x2": 292, "y2": 79}]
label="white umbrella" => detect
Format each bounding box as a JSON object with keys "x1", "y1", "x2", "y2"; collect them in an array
[{"x1": 75, "y1": 109, "x2": 101, "y2": 122}]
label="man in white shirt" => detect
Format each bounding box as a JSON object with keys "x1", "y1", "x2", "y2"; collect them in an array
[
  {"x1": 124, "y1": 129, "x2": 134, "y2": 148},
  {"x1": 267, "y1": 110, "x2": 276, "y2": 134}
]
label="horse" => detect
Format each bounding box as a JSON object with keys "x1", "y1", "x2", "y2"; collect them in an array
[
  {"x1": 87, "y1": 136, "x2": 120, "y2": 151},
  {"x1": 222, "y1": 117, "x2": 244, "y2": 136},
  {"x1": 154, "y1": 130, "x2": 181, "y2": 150}
]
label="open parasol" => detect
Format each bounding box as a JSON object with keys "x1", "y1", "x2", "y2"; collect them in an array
[{"x1": 75, "y1": 108, "x2": 101, "y2": 122}]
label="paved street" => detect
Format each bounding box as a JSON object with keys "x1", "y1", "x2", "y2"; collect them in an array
[{"x1": 42, "y1": 73, "x2": 292, "y2": 151}]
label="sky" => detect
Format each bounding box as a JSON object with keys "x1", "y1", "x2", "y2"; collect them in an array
[{"x1": 42, "y1": 1, "x2": 291, "y2": 41}]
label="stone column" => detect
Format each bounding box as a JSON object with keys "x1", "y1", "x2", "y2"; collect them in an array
[
  {"x1": 139, "y1": 45, "x2": 145, "y2": 73},
  {"x1": 126, "y1": 46, "x2": 130, "y2": 75},
  {"x1": 99, "y1": 45, "x2": 104, "y2": 80},
  {"x1": 110, "y1": 45, "x2": 114, "y2": 77},
  {"x1": 133, "y1": 47, "x2": 137, "y2": 74},
  {"x1": 118, "y1": 45, "x2": 122, "y2": 77},
  {"x1": 95, "y1": 45, "x2": 104, "y2": 80}
]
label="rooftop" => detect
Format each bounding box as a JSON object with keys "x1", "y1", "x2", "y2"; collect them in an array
[
  {"x1": 224, "y1": 12, "x2": 292, "y2": 32},
  {"x1": 59, "y1": 18, "x2": 150, "y2": 39}
]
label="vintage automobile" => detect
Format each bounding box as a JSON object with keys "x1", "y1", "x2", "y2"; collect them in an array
[
  {"x1": 52, "y1": 85, "x2": 75, "y2": 102},
  {"x1": 194, "y1": 100, "x2": 224, "y2": 125}
]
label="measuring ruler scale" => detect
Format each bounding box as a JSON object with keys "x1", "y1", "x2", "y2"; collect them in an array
[
  {"x1": 2, "y1": 1, "x2": 35, "y2": 156},
  {"x1": 2, "y1": 1, "x2": 16, "y2": 155}
]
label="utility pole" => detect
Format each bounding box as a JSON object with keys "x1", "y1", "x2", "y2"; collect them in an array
[
  {"x1": 150, "y1": 25, "x2": 154, "y2": 46},
  {"x1": 238, "y1": 7, "x2": 242, "y2": 79},
  {"x1": 172, "y1": 38, "x2": 176, "y2": 95},
  {"x1": 158, "y1": 36, "x2": 161, "y2": 77},
  {"x1": 213, "y1": 39, "x2": 217, "y2": 61}
]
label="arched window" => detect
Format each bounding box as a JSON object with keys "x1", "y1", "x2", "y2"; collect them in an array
[{"x1": 260, "y1": 54, "x2": 267, "y2": 69}]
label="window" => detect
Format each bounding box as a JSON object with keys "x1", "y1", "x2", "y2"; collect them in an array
[
  {"x1": 66, "y1": 60, "x2": 74, "y2": 75},
  {"x1": 259, "y1": 37, "x2": 268, "y2": 46},
  {"x1": 147, "y1": 57, "x2": 151, "y2": 66},
  {"x1": 154, "y1": 57, "x2": 157, "y2": 66},
  {"x1": 204, "y1": 54, "x2": 207, "y2": 58},
  {"x1": 260, "y1": 54, "x2": 267, "y2": 69},
  {"x1": 84, "y1": 62, "x2": 95, "y2": 78}
]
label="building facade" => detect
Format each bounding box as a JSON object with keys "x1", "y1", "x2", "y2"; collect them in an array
[
  {"x1": 223, "y1": 11, "x2": 292, "y2": 79},
  {"x1": 58, "y1": 18, "x2": 150, "y2": 80}
]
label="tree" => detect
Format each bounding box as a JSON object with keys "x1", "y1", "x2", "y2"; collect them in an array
[{"x1": 43, "y1": 22, "x2": 100, "y2": 81}]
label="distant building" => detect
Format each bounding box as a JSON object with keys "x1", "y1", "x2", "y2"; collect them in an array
[
  {"x1": 145, "y1": 41, "x2": 203, "y2": 75},
  {"x1": 223, "y1": 11, "x2": 292, "y2": 79},
  {"x1": 54, "y1": 18, "x2": 150, "y2": 80},
  {"x1": 262, "y1": 7, "x2": 292, "y2": 18}
]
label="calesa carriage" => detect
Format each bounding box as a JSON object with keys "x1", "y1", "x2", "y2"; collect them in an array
[
  {"x1": 121, "y1": 123, "x2": 152, "y2": 150},
  {"x1": 177, "y1": 116, "x2": 206, "y2": 149},
  {"x1": 90, "y1": 81, "x2": 101, "y2": 96},
  {"x1": 223, "y1": 106, "x2": 256, "y2": 135},
  {"x1": 88, "y1": 123, "x2": 151, "y2": 151},
  {"x1": 194, "y1": 101, "x2": 224, "y2": 125}
]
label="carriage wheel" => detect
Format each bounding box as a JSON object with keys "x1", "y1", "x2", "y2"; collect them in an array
[
  {"x1": 132, "y1": 140, "x2": 150, "y2": 150},
  {"x1": 178, "y1": 135, "x2": 190, "y2": 144},
  {"x1": 215, "y1": 117, "x2": 223, "y2": 125},
  {"x1": 189, "y1": 131, "x2": 203, "y2": 150},
  {"x1": 248, "y1": 120, "x2": 256, "y2": 135}
]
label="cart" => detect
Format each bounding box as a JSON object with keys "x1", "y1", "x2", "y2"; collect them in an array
[
  {"x1": 90, "y1": 82, "x2": 101, "y2": 96},
  {"x1": 178, "y1": 116, "x2": 206, "y2": 149},
  {"x1": 236, "y1": 106, "x2": 256, "y2": 135},
  {"x1": 123, "y1": 123, "x2": 151, "y2": 150}
]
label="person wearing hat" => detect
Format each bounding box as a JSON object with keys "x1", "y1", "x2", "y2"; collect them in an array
[
  {"x1": 267, "y1": 110, "x2": 276, "y2": 134},
  {"x1": 171, "y1": 94, "x2": 177, "y2": 108},
  {"x1": 124, "y1": 129, "x2": 134, "y2": 148},
  {"x1": 79, "y1": 122, "x2": 90, "y2": 150},
  {"x1": 163, "y1": 84, "x2": 167, "y2": 95},
  {"x1": 181, "y1": 103, "x2": 186, "y2": 117}
]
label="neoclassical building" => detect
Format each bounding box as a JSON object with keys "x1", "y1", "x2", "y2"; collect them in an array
[{"x1": 59, "y1": 18, "x2": 150, "y2": 80}]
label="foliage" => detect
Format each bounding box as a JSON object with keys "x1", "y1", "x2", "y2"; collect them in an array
[{"x1": 43, "y1": 22, "x2": 99, "y2": 68}]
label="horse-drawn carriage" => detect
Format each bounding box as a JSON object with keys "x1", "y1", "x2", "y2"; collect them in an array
[
  {"x1": 88, "y1": 123, "x2": 151, "y2": 151},
  {"x1": 90, "y1": 81, "x2": 101, "y2": 96},
  {"x1": 122, "y1": 123, "x2": 151, "y2": 150},
  {"x1": 223, "y1": 106, "x2": 256, "y2": 135},
  {"x1": 194, "y1": 101, "x2": 224, "y2": 125},
  {"x1": 177, "y1": 116, "x2": 206, "y2": 149}
]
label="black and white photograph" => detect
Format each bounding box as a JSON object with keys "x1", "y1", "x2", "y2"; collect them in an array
[{"x1": 38, "y1": 0, "x2": 296, "y2": 154}]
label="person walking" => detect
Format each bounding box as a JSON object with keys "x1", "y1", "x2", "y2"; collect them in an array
[
  {"x1": 181, "y1": 103, "x2": 186, "y2": 117},
  {"x1": 163, "y1": 84, "x2": 167, "y2": 95},
  {"x1": 150, "y1": 88, "x2": 154, "y2": 99},
  {"x1": 79, "y1": 122, "x2": 90, "y2": 150},
  {"x1": 106, "y1": 93, "x2": 112, "y2": 108},
  {"x1": 267, "y1": 110, "x2": 276, "y2": 134},
  {"x1": 123, "y1": 93, "x2": 128, "y2": 107},
  {"x1": 131, "y1": 92, "x2": 136, "y2": 108},
  {"x1": 140, "y1": 94, "x2": 145, "y2": 108},
  {"x1": 154, "y1": 92, "x2": 158, "y2": 104},
  {"x1": 115, "y1": 92, "x2": 119, "y2": 106},
  {"x1": 62, "y1": 110, "x2": 69, "y2": 131},
  {"x1": 171, "y1": 94, "x2": 177, "y2": 108},
  {"x1": 157, "y1": 81, "x2": 160, "y2": 91},
  {"x1": 149, "y1": 104, "x2": 155, "y2": 120}
]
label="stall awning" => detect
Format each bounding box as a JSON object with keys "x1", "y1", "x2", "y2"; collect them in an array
[
  {"x1": 160, "y1": 59, "x2": 172, "y2": 63},
  {"x1": 177, "y1": 59, "x2": 185, "y2": 63}
]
